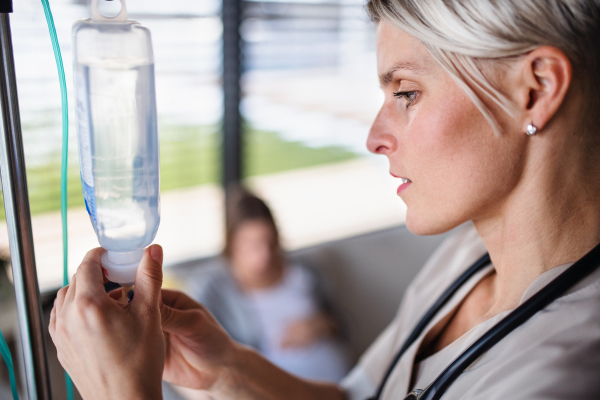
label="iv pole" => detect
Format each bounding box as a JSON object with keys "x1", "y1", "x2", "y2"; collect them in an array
[{"x1": 0, "y1": 0, "x2": 53, "y2": 399}]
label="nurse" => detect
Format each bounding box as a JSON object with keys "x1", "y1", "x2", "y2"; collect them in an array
[{"x1": 49, "y1": 0, "x2": 600, "y2": 399}]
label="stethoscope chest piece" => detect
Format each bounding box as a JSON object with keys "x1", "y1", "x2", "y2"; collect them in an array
[{"x1": 403, "y1": 389, "x2": 424, "y2": 400}]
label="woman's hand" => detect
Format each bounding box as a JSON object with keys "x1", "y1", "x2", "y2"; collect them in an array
[
  {"x1": 160, "y1": 292, "x2": 345, "y2": 400},
  {"x1": 281, "y1": 313, "x2": 339, "y2": 348},
  {"x1": 48, "y1": 246, "x2": 165, "y2": 400},
  {"x1": 49, "y1": 245, "x2": 344, "y2": 400},
  {"x1": 159, "y1": 289, "x2": 238, "y2": 391}
]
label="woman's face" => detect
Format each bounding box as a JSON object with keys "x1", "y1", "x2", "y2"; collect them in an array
[
  {"x1": 230, "y1": 220, "x2": 279, "y2": 282},
  {"x1": 368, "y1": 22, "x2": 528, "y2": 235}
]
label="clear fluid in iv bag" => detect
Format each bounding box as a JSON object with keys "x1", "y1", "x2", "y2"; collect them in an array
[{"x1": 76, "y1": 60, "x2": 160, "y2": 252}]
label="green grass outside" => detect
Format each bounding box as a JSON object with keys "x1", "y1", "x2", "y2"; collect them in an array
[{"x1": 0, "y1": 124, "x2": 358, "y2": 220}]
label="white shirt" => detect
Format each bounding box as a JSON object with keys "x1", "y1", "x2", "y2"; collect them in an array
[
  {"x1": 342, "y1": 223, "x2": 600, "y2": 400},
  {"x1": 245, "y1": 264, "x2": 349, "y2": 382}
]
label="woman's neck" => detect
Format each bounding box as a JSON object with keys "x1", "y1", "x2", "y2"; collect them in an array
[{"x1": 473, "y1": 141, "x2": 600, "y2": 316}]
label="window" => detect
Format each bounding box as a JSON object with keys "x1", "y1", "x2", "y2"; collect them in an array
[
  {"x1": 0, "y1": 0, "x2": 405, "y2": 294},
  {"x1": 240, "y1": 0, "x2": 405, "y2": 250}
]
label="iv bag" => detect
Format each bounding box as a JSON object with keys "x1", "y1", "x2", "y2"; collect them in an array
[{"x1": 72, "y1": 0, "x2": 160, "y2": 285}]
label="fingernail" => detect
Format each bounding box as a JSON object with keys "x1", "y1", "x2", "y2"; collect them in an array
[{"x1": 150, "y1": 245, "x2": 163, "y2": 263}]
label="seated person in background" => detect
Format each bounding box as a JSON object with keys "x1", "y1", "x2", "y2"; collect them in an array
[{"x1": 189, "y1": 187, "x2": 349, "y2": 383}]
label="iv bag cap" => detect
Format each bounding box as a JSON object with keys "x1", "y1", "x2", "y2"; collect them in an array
[
  {"x1": 92, "y1": 0, "x2": 128, "y2": 22},
  {"x1": 101, "y1": 248, "x2": 143, "y2": 285}
]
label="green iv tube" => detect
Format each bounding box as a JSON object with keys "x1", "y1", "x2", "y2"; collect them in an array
[
  {"x1": 0, "y1": 1, "x2": 72, "y2": 399},
  {"x1": 40, "y1": 0, "x2": 74, "y2": 398},
  {"x1": 0, "y1": 329, "x2": 18, "y2": 399}
]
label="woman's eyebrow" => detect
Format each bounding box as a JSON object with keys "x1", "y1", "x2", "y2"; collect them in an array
[{"x1": 379, "y1": 61, "x2": 427, "y2": 86}]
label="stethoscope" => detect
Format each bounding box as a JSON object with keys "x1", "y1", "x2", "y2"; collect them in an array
[{"x1": 368, "y1": 241, "x2": 600, "y2": 400}]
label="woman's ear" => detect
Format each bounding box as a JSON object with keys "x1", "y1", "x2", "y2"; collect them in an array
[{"x1": 516, "y1": 46, "x2": 572, "y2": 132}]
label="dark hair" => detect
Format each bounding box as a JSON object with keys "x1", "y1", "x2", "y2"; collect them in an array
[{"x1": 223, "y1": 186, "x2": 280, "y2": 258}]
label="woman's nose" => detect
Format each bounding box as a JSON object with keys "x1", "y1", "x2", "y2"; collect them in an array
[{"x1": 366, "y1": 106, "x2": 397, "y2": 155}]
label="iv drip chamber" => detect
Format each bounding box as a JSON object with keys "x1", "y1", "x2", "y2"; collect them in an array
[{"x1": 72, "y1": 0, "x2": 160, "y2": 285}]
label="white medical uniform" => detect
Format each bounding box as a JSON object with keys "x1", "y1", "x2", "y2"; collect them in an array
[{"x1": 342, "y1": 223, "x2": 600, "y2": 400}]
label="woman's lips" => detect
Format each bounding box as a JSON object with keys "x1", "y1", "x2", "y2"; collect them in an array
[
  {"x1": 390, "y1": 172, "x2": 411, "y2": 194},
  {"x1": 397, "y1": 178, "x2": 412, "y2": 195}
]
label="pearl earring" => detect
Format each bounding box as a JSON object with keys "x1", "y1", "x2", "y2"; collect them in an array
[{"x1": 526, "y1": 123, "x2": 538, "y2": 136}]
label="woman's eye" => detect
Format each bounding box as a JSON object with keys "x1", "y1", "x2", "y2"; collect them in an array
[{"x1": 393, "y1": 91, "x2": 418, "y2": 108}]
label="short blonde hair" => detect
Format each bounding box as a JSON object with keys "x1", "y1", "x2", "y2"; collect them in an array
[{"x1": 367, "y1": 0, "x2": 600, "y2": 134}]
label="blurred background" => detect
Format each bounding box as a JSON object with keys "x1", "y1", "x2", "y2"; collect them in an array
[
  {"x1": 0, "y1": 0, "x2": 405, "y2": 286},
  {"x1": 0, "y1": 0, "x2": 449, "y2": 398}
]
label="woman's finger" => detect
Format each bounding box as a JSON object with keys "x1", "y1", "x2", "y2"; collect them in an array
[
  {"x1": 161, "y1": 289, "x2": 202, "y2": 311},
  {"x1": 108, "y1": 288, "x2": 122, "y2": 301},
  {"x1": 131, "y1": 245, "x2": 163, "y2": 311},
  {"x1": 160, "y1": 302, "x2": 198, "y2": 334},
  {"x1": 64, "y1": 273, "x2": 77, "y2": 305},
  {"x1": 55, "y1": 285, "x2": 69, "y2": 315},
  {"x1": 48, "y1": 301, "x2": 57, "y2": 339},
  {"x1": 75, "y1": 247, "x2": 108, "y2": 297}
]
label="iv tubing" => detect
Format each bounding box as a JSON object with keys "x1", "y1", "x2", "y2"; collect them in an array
[
  {"x1": 0, "y1": 329, "x2": 18, "y2": 399},
  {"x1": 0, "y1": 5, "x2": 18, "y2": 398},
  {"x1": 0, "y1": 3, "x2": 18, "y2": 395},
  {"x1": 0, "y1": 7, "x2": 52, "y2": 399},
  {"x1": 39, "y1": 0, "x2": 74, "y2": 398},
  {"x1": 0, "y1": 8, "x2": 19, "y2": 400}
]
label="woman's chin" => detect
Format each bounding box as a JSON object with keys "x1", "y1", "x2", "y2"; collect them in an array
[{"x1": 405, "y1": 212, "x2": 461, "y2": 237}]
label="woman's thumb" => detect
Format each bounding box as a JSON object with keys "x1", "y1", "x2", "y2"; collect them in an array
[{"x1": 132, "y1": 244, "x2": 164, "y2": 308}]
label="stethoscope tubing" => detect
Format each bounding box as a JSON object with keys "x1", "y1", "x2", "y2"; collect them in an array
[
  {"x1": 369, "y1": 253, "x2": 492, "y2": 400},
  {"x1": 418, "y1": 240, "x2": 600, "y2": 400},
  {"x1": 371, "y1": 240, "x2": 600, "y2": 400}
]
